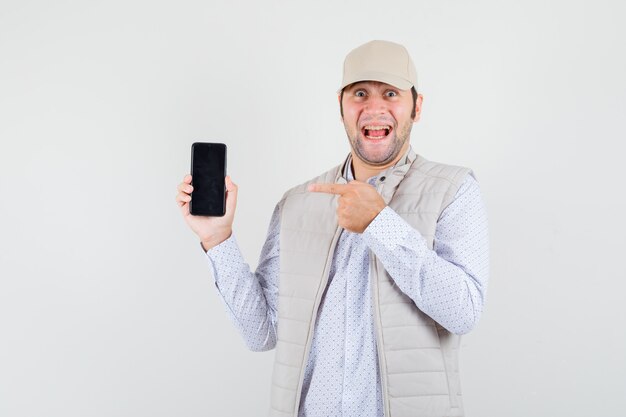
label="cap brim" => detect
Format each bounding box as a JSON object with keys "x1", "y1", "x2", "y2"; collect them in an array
[{"x1": 336, "y1": 71, "x2": 414, "y2": 94}]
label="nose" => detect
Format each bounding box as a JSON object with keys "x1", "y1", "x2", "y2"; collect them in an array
[{"x1": 363, "y1": 95, "x2": 388, "y2": 115}]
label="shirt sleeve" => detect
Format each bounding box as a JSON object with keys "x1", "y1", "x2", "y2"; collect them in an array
[
  {"x1": 201, "y1": 203, "x2": 282, "y2": 351},
  {"x1": 361, "y1": 173, "x2": 489, "y2": 335}
]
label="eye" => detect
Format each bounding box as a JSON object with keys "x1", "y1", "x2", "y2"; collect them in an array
[
  {"x1": 355, "y1": 90, "x2": 366, "y2": 97},
  {"x1": 385, "y1": 90, "x2": 398, "y2": 97}
]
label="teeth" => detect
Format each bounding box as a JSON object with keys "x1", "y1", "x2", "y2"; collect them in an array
[{"x1": 364, "y1": 125, "x2": 390, "y2": 130}]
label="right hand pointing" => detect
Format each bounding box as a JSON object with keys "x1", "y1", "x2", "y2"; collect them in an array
[{"x1": 175, "y1": 174, "x2": 238, "y2": 251}]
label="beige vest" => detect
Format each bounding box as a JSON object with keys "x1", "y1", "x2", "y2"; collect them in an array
[{"x1": 270, "y1": 147, "x2": 472, "y2": 417}]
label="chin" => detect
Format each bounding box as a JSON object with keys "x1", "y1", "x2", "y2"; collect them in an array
[
  {"x1": 353, "y1": 141, "x2": 401, "y2": 166},
  {"x1": 355, "y1": 148, "x2": 397, "y2": 166}
]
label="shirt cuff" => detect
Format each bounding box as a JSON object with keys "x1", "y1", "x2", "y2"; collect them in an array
[
  {"x1": 200, "y1": 233, "x2": 236, "y2": 256},
  {"x1": 362, "y1": 206, "x2": 421, "y2": 252},
  {"x1": 201, "y1": 234, "x2": 246, "y2": 279}
]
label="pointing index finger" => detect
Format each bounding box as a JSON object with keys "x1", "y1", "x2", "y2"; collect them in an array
[{"x1": 308, "y1": 183, "x2": 349, "y2": 195}]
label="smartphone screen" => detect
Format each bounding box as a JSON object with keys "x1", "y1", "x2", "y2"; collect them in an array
[{"x1": 189, "y1": 142, "x2": 227, "y2": 216}]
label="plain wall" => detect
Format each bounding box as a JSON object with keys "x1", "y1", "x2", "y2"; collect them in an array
[{"x1": 1, "y1": 0, "x2": 625, "y2": 416}]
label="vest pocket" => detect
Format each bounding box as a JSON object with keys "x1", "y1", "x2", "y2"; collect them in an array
[
  {"x1": 448, "y1": 384, "x2": 459, "y2": 408},
  {"x1": 443, "y1": 361, "x2": 459, "y2": 408},
  {"x1": 435, "y1": 323, "x2": 460, "y2": 409}
]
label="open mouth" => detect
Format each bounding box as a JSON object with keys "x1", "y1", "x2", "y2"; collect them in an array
[{"x1": 362, "y1": 125, "x2": 392, "y2": 140}]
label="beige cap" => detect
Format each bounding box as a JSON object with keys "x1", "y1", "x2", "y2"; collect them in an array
[{"x1": 338, "y1": 40, "x2": 418, "y2": 93}]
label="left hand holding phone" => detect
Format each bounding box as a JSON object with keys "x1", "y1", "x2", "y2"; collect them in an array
[{"x1": 176, "y1": 174, "x2": 238, "y2": 251}]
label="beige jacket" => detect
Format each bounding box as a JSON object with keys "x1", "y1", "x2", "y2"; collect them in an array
[{"x1": 269, "y1": 147, "x2": 472, "y2": 417}]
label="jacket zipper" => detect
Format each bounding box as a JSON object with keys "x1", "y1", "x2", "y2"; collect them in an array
[
  {"x1": 371, "y1": 180, "x2": 390, "y2": 417},
  {"x1": 292, "y1": 224, "x2": 344, "y2": 416},
  {"x1": 370, "y1": 252, "x2": 389, "y2": 416}
]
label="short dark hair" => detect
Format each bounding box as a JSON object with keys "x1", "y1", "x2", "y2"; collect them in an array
[{"x1": 339, "y1": 86, "x2": 418, "y2": 119}]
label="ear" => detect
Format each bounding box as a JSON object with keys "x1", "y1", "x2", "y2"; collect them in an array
[
  {"x1": 338, "y1": 94, "x2": 343, "y2": 122},
  {"x1": 412, "y1": 94, "x2": 424, "y2": 123}
]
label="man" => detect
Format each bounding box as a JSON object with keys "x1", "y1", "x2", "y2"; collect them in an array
[{"x1": 176, "y1": 40, "x2": 489, "y2": 417}]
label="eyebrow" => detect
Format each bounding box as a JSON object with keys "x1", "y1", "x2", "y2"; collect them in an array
[{"x1": 350, "y1": 83, "x2": 400, "y2": 92}]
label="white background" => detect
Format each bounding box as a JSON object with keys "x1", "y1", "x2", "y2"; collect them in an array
[{"x1": 1, "y1": 0, "x2": 625, "y2": 416}]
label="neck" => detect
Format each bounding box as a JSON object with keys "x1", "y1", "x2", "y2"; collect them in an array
[{"x1": 350, "y1": 144, "x2": 410, "y2": 182}]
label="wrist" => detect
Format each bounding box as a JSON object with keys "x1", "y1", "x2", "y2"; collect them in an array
[{"x1": 200, "y1": 229, "x2": 232, "y2": 251}]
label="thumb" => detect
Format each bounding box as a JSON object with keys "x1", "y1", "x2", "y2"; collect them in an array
[{"x1": 225, "y1": 175, "x2": 238, "y2": 213}]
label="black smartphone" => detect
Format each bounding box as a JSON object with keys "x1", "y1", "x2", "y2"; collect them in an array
[{"x1": 189, "y1": 142, "x2": 227, "y2": 216}]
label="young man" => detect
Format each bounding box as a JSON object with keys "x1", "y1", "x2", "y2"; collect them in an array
[{"x1": 176, "y1": 40, "x2": 489, "y2": 417}]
